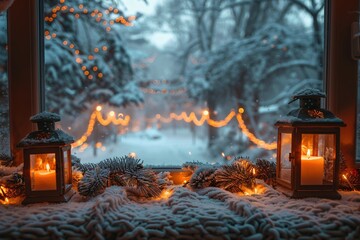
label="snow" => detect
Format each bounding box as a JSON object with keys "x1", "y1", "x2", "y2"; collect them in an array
[
  {"x1": 74, "y1": 128, "x2": 213, "y2": 166},
  {"x1": 0, "y1": 183, "x2": 359, "y2": 239}
]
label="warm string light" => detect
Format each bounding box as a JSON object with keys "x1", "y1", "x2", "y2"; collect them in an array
[
  {"x1": 342, "y1": 174, "x2": 355, "y2": 191},
  {"x1": 72, "y1": 108, "x2": 276, "y2": 150},
  {"x1": 72, "y1": 107, "x2": 131, "y2": 148}
]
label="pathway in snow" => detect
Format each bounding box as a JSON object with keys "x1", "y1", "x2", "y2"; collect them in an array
[{"x1": 74, "y1": 128, "x2": 214, "y2": 166}]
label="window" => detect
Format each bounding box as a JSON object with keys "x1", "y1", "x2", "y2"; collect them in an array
[
  {"x1": 0, "y1": 12, "x2": 9, "y2": 156},
  {"x1": 5, "y1": 0, "x2": 358, "y2": 168},
  {"x1": 43, "y1": 0, "x2": 327, "y2": 166}
]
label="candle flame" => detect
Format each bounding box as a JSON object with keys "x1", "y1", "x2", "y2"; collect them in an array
[
  {"x1": 306, "y1": 149, "x2": 311, "y2": 159},
  {"x1": 46, "y1": 163, "x2": 50, "y2": 172}
]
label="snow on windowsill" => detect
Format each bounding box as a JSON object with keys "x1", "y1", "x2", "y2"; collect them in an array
[{"x1": 0, "y1": 183, "x2": 359, "y2": 239}]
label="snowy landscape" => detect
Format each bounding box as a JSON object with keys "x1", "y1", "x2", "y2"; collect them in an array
[{"x1": 75, "y1": 128, "x2": 214, "y2": 166}]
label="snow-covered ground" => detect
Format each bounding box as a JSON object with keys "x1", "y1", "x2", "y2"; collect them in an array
[
  {"x1": 74, "y1": 128, "x2": 214, "y2": 166},
  {"x1": 1, "y1": 183, "x2": 359, "y2": 239}
]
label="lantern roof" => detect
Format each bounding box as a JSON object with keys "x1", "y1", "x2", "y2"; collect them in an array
[
  {"x1": 288, "y1": 88, "x2": 326, "y2": 104},
  {"x1": 275, "y1": 88, "x2": 346, "y2": 127},
  {"x1": 30, "y1": 111, "x2": 61, "y2": 123},
  {"x1": 17, "y1": 111, "x2": 74, "y2": 147}
]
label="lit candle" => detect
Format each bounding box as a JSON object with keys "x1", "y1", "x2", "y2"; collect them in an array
[
  {"x1": 32, "y1": 163, "x2": 56, "y2": 191},
  {"x1": 300, "y1": 149, "x2": 324, "y2": 185}
]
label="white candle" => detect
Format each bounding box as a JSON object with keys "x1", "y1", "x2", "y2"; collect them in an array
[
  {"x1": 32, "y1": 163, "x2": 56, "y2": 191},
  {"x1": 301, "y1": 149, "x2": 324, "y2": 185}
]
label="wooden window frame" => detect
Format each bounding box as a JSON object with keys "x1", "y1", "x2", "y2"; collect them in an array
[
  {"x1": 7, "y1": 0, "x2": 44, "y2": 165},
  {"x1": 326, "y1": 0, "x2": 359, "y2": 168},
  {"x1": 6, "y1": 0, "x2": 359, "y2": 168}
]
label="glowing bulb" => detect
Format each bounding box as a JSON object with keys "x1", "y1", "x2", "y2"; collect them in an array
[
  {"x1": 203, "y1": 110, "x2": 209, "y2": 116},
  {"x1": 238, "y1": 108, "x2": 245, "y2": 114},
  {"x1": 128, "y1": 152, "x2": 137, "y2": 158},
  {"x1": 109, "y1": 111, "x2": 115, "y2": 117},
  {"x1": 96, "y1": 105, "x2": 102, "y2": 111},
  {"x1": 46, "y1": 163, "x2": 50, "y2": 172},
  {"x1": 221, "y1": 152, "x2": 225, "y2": 157}
]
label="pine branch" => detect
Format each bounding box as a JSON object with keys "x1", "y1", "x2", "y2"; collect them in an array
[
  {"x1": 98, "y1": 156, "x2": 143, "y2": 174},
  {"x1": 123, "y1": 169, "x2": 161, "y2": 198},
  {"x1": 76, "y1": 162, "x2": 98, "y2": 173},
  {"x1": 215, "y1": 159, "x2": 255, "y2": 193},
  {"x1": 190, "y1": 167, "x2": 217, "y2": 189},
  {"x1": 78, "y1": 168, "x2": 109, "y2": 197},
  {"x1": 255, "y1": 159, "x2": 276, "y2": 184}
]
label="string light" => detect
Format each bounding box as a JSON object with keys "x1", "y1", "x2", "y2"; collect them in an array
[
  {"x1": 72, "y1": 108, "x2": 276, "y2": 150},
  {"x1": 72, "y1": 108, "x2": 131, "y2": 148}
]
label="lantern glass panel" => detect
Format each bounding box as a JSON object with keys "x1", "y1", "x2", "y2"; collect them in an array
[
  {"x1": 300, "y1": 134, "x2": 336, "y2": 185},
  {"x1": 63, "y1": 151, "x2": 71, "y2": 185},
  {"x1": 30, "y1": 153, "x2": 57, "y2": 191},
  {"x1": 280, "y1": 133, "x2": 292, "y2": 183}
]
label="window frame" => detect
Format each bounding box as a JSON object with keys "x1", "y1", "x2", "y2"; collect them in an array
[
  {"x1": 7, "y1": 0, "x2": 43, "y2": 165},
  {"x1": 325, "y1": 0, "x2": 359, "y2": 168},
  {"x1": 6, "y1": 0, "x2": 359, "y2": 168}
]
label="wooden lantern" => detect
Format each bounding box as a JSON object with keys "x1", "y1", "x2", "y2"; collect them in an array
[
  {"x1": 275, "y1": 89, "x2": 345, "y2": 199},
  {"x1": 17, "y1": 112, "x2": 75, "y2": 204}
]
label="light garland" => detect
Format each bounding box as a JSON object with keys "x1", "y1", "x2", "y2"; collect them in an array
[
  {"x1": 72, "y1": 107, "x2": 276, "y2": 150},
  {"x1": 72, "y1": 106, "x2": 131, "y2": 148}
]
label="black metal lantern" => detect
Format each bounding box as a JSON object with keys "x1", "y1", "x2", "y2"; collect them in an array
[
  {"x1": 17, "y1": 112, "x2": 75, "y2": 204},
  {"x1": 275, "y1": 89, "x2": 345, "y2": 199}
]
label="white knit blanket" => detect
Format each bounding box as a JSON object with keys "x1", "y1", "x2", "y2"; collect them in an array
[{"x1": 0, "y1": 185, "x2": 359, "y2": 239}]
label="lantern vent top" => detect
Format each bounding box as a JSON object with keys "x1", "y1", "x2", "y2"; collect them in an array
[
  {"x1": 289, "y1": 88, "x2": 326, "y2": 109},
  {"x1": 30, "y1": 111, "x2": 61, "y2": 132}
]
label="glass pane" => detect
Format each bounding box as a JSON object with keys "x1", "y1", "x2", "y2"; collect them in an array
[
  {"x1": 301, "y1": 134, "x2": 335, "y2": 185},
  {"x1": 30, "y1": 153, "x2": 57, "y2": 191},
  {"x1": 63, "y1": 150, "x2": 70, "y2": 185},
  {"x1": 44, "y1": 1, "x2": 325, "y2": 166},
  {"x1": 0, "y1": 12, "x2": 9, "y2": 156},
  {"x1": 280, "y1": 133, "x2": 292, "y2": 183}
]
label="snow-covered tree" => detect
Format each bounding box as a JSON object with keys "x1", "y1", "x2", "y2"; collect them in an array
[
  {"x1": 44, "y1": 0, "x2": 143, "y2": 116},
  {"x1": 154, "y1": 0, "x2": 325, "y2": 157}
]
